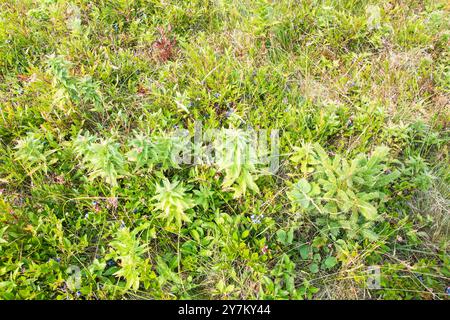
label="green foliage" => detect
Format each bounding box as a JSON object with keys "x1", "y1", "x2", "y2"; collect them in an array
[
  {"x1": 289, "y1": 143, "x2": 401, "y2": 241},
  {"x1": 152, "y1": 178, "x2": 195, "y2": 229},
  {"x1": 0, "y1": 0, "x2": 448, "y2": 301},
  {"x1": 47, "y1": 55, "x2": 103, "y2": 111},
  {"x1": 14, "y1": 132, "x2": 51, "y2": 174},
  {"x1": 73, "y1": 133, "x2": 125, "y2": 186},
  {"x1": 127, "y1": 133, "x2": 185, "y2": 171},
  {"x1": 107, "y1": 224, "x2": 151, "y2": 291},
  {"x1": 214, "y1": 128, "x2": 260, "y2": 198}
]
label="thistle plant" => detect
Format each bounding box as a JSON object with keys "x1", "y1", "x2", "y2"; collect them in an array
[
  {"x1": 14, "y1": 132, "x2": 52, "y2": 174},
  {"x1": 288, "y1": 143, "x2": 401, "y2": 241},
  {"x1": 213, "y1": 128, "x2": 259, "y2": 198},
  {"x1": 73, "y1": 133, "x2": 125, "y2": 186},
  {"x1": 127, "y1": 132, "x2": 185, "y2": 171},
  {"x1": 152, "y1": 178, "x2": 195, "y2": 228},
  {"x1": 47, "y1": 55, "x2": 103, "y2": 111},
  {"x1": 126, "y1": 133, "x2": 159, "y2": 171},
  {"x1": 107, "y1": 224, "x2": 150, "y2": 291}
]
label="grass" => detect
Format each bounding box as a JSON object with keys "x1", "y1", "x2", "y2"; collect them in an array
[{"x1": 0, "y1": 0, "x2": 449, "y2": 300}]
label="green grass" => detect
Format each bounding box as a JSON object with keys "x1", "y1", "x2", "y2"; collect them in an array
[{"x1": 0, "y1": 0, "x2": 449, "y2": 300}]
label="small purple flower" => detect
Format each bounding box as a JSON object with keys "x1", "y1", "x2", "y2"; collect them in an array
[
  {"x1": 107, "y1": 197, "x2": 118, "y2": 210},
  {"x1": 76, "y1": 291, "x2": 82, "y2": 297},
  {"x1": 106, "y1": 259, "x2": 116, "y2": 267},
  {"x1": 261, "y1": 245, "x2": 269, "y2": 255},
  {"x1": 225, "y1": 108, "x2": 234, "y2": 118},
  {"x1": 214, "y1": 92, "x2": 221, "y2": 98},
  {"x1": 92, "y1": 201, "x2": 101, "y2": 213},
  {"x1": 446, "y1": 287, "x2": 450, "y2": 296}
]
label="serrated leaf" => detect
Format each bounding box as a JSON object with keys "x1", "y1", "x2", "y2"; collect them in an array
[
  {"x1": 358, "y1": 200, "x2": 378, "y2": 220},
  {"x1": 361, "y1": 228, "x2": 379, "y2": 241}
]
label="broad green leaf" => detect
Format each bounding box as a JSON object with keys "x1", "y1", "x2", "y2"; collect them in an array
[
  {"x1": 276, "y1": 230, "x2": 286, "y2": 244},
  {"x1": 324, "y1": 256, "x2": 338, "y2": 269},
  {"x1": 299, "y1": 245, "x2": 311, "y2": 260},
  {"x1": 309, "y1": 263, "x2": 319, "y2": 273}
]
